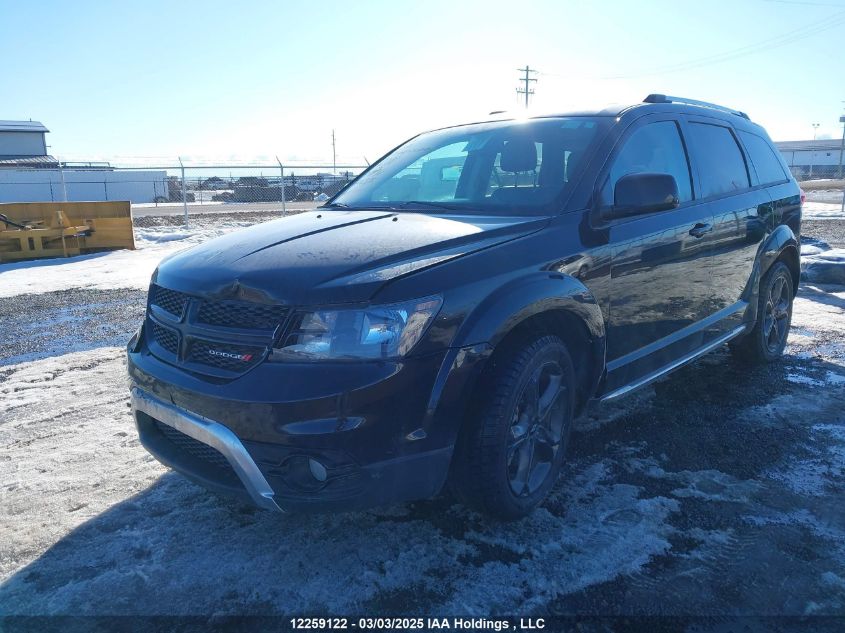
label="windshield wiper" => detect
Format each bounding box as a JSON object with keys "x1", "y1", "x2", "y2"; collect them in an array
[
  {"x1": 393, "y1": 200, "x2": 459, "y2": 211},
  {"x1": 320, "y1": 202, "x2": 350, "y2": 209}
]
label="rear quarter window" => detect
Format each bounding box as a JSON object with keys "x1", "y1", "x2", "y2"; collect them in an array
[
  {"x1": 687, "y1": 122, "x2": 750, "y2": 198},
  {"x1": 738, "y1": 130, "x2": 788, "y2": 184}
]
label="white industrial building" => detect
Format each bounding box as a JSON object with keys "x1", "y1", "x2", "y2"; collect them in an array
[
  {"x1": 774, "y1": 139, "x2": 845, "y2": 180},
  {"x1": 0, "y1": 120, "x2": 167, "y2": 203}
]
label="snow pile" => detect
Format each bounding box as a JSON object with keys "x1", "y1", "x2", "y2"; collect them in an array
[{"x1": 801, "y1": 238, "x2": 845, "y2": 284}]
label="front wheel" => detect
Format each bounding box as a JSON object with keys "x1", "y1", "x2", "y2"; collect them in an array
[
  {"x1": 731, "y1": 261, "x2": 794, "y2": 363},
  {"x1": 453, "y1": 334, "x2": 576, "y2": 519}
]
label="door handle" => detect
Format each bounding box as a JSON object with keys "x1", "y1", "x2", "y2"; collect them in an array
[{"x1": 689, "y1": 223, "x2": 712, "y2": 238}]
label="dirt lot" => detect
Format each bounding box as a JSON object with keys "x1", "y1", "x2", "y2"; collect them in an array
[{"x1": 1, "y1": 213, "x2": 845, "y2": 629}]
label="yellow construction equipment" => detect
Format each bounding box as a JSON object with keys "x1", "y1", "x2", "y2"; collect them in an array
[{"x1": 0, "y1": 201, "x2": 135, "y2": 262}]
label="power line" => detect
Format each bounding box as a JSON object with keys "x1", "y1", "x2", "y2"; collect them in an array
[
  {"x1": 538, "y1": 9, "x2": 845, "y2": 81},
  {"x1": 516, "y1": 66, "x2": 538, "y2": 108},
  {"x1": 764, "y1": 0, "x2": 845, "y2": 7},
  {"x1": 603, "y1": 9, "x2": 845, "y2": 78}
]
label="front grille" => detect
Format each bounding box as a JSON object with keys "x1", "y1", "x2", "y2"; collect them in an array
[
  {"x1": 152, "y1": 285, "x2": 189, "y2": 318},
  {"x1": 154, "y1": 420, "x2": 233, "y2": 473},
  {"x1": 151, "y1": 322, "x2": 179, "y2": 356},
  {"x1": 197, "y1": 301, "x2": 287, "y2": 330},
  {"x1": 187, "y1": 339, "x2": 264, "y2": 372},
  {"x1": 146, "y1": 285, "x2": 285, "y2": 377}
]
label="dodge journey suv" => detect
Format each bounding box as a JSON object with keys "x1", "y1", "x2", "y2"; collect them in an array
[{"x1": 128, "y1": 94, "x2": 801, "y2": 518}]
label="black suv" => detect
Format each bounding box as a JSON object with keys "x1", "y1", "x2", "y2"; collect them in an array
[{"x1": 128, "y1": 95, "x2": 800, "y2": 518}]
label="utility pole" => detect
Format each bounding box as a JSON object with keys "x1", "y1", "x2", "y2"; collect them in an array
[
  {"x1": 332, "y1": 129, "x2": 336, "y2": 175},
  {"x1": 516, "y1": 65, "x2": 537, "y2": 108},
  {"x1": 809, "y1": 123, "x2": 820, "y2": 179}
]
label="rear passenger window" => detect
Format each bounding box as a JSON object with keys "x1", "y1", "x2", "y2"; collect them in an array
[
  {"x1": 603, "y1": 120, "x2": 693, "y2": 205},
  {"x1": 687, "y1": 123, "x2": 750, "y2": 197},
  {"x1": 738, "y1": 131, "x2": 788, "y2": 184}
]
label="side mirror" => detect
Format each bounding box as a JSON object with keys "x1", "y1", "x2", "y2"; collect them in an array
[{"x1": 609, "y1": 172, "x2": 679, "y2": 219}]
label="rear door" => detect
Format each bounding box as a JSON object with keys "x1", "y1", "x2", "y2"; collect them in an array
[
  {"x1": 683, "y1": 118, "x2": 774, "y2": 336},
  {"x1": 600, "y1": 116, "x2": 721, "y2": 395}
]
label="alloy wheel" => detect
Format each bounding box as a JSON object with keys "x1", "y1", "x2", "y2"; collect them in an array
[
  {"x1": 506, "y1": 360, "x2": 568, "y2": 497},
  {"x1": 763, "y1": 273, "x2": 791, "y2": 354}
]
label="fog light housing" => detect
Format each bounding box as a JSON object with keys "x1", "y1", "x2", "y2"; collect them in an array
[{"x1": 281, "y1": 455, "x2": 329, "y2": 491}]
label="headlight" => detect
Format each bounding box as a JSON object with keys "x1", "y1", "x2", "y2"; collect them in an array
[{"x1": 272, "y1": 295, "x2": 442, "y2": 361}]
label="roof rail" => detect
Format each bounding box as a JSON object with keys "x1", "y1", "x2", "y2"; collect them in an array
[{"x1": 643, "y1": 94, "x2": 750, "y2": 120}]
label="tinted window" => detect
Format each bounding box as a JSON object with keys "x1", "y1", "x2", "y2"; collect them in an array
[
  {"x1": 604, "y1": 120, "x2": 692, "y2": 204},
  {"x1": 739, "y1": 130, "x2": 788, "y2": 184},
  {"x1": 687, "y1": 123, "x2": 749, "y2": 197}
]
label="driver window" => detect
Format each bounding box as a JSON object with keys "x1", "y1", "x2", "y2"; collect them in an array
[{"x1": 601, "y1": 121, "x2": 693, "y2": 206}]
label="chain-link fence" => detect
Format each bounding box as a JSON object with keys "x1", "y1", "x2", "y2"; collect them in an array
[
  {"x1": 774, "y1": 141, "x2": 844, "y2": 210},
  {"x1": 0, "y1": 161, "x2": 367, "y2": 222},
  {"x1": 4, "y1": 153, "x2": 843, "y2": 217}
]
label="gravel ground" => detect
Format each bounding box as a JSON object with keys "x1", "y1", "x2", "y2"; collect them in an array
[
  {"x1": 805, "y1": 219, "x2": 845, "y2": 249},
  {"x1": 0, "y1": 288, "x2": 146, "y2": 366},
  {"x1": 1, "y1": 212, "x2": 845, "y2": 629}
]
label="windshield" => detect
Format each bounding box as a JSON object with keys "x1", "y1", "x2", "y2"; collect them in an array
[{"x1": 332, "y1": 117, "x2": 606, "y2": 214}]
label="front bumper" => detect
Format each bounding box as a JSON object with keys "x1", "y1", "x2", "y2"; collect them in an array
[
  {"x1": 132, "y1": 387, "x2": 282, "y2": 510},
  {"x1": 128, "y1": 341, "x2": 491, "y2": 512}
]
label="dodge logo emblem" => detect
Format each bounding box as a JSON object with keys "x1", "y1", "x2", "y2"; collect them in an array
[{"x1": 208, "y1": 349, "x2": 253, "y2": 362}]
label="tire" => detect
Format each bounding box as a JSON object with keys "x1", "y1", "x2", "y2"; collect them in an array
[
  {"x1": 731, "y1": 261, "x2": 794, "y2": 363},
  {"x1": 453, "y1": 334, "x2": 576, "y2": 519}
]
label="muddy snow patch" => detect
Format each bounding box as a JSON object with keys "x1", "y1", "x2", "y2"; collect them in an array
[{"x1": 765, "y1": 422, "x2": 845, "y2": 497}]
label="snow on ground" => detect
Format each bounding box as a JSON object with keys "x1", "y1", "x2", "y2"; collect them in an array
[
  {"x1": 0, "y1": 221, "x2": 253, "y2": 299},
  {"x1": 803, "y1": 201, "x2": 845, "y2": 220},
  {"x1": 1, "y1": 288, "x2": 845, "y2": 617},
  {"x1": 2, "y1": 212, "x2": 845, "y2": 619},
  {"x1": 804, "y1": 188, "x2": 845, "y2": 206},
  {"x1": 0, "y1": 349, "x2": 680, "y2": 616}
]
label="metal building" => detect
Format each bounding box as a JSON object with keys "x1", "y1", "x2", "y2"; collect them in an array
[
  {"x1": 774, "y1": 139, "x2": 845, "y2": 180},
  {"x1": 0, "y1": 120, "x2": 50, "y2": 159},
  {"x1": 0, "y1": 120, "x2": 167, "y2": 203}
]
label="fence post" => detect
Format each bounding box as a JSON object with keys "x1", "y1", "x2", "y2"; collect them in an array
[
  {"x1": 276, "y1": 156, "x2": 286, "y2": 216},
  {"x1": 178, "y1": 157, "x2": 189, "y2": 226},
  {"x1": 57, "y1": 156, "x2": 68, "y2": 202}
]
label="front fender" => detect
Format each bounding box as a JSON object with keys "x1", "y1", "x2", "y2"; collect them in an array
[
  {"x1": 453, "y1": 272, "x2": 605, "y2": 349},
  {"x1": 421, "y1": 273, "x2": 605, "y2": 458}
]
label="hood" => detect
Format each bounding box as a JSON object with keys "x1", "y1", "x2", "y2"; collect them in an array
[{"x1": 154, "y1": 210, "x2": 546, "y2": 305}]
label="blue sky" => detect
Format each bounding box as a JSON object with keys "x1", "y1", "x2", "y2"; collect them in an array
[{"x1": 1, "y1": 0, "x2": 844, "y2": 166}]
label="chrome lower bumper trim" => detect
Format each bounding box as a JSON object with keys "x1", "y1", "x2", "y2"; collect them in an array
[{"x1": 130, "y1": 387, "x2": 282, "y2": 512}]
